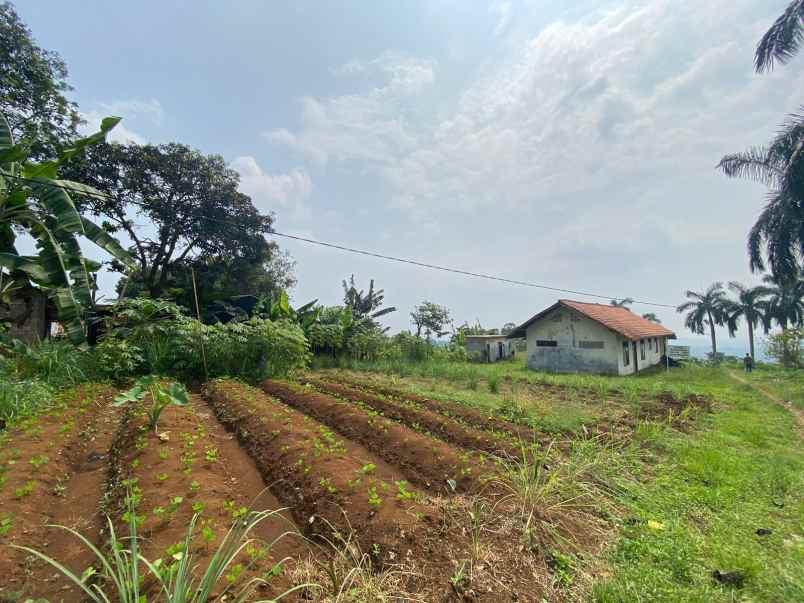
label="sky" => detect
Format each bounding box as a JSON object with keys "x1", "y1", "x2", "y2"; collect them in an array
[{"x1": 15, "y1": 0, "x2": 804, "y2": 355}]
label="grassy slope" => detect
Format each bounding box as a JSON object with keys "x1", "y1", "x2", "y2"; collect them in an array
[{"x1": 336, "y1": 359, "x2": 804, "y2": 602}]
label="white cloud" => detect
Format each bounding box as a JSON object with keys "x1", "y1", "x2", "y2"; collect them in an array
[
  {"x1": 265, "y1": 52, "x2": 434, "y2": 164},
  {"x1": 80, "y1": 98, "x2": 165, "y2": 144},
  {"x1": 231, "y1": 156, "x2": 312, "y2": 216},
  {"x1": 490, "y1": 0, "x2": 513, "y2": 36}
]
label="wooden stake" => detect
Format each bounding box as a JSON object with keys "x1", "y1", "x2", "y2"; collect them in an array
[{"x1": 191, "y1": 267, "x2": 209, "y2": 379}]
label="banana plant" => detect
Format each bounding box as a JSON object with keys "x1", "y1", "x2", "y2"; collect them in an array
[{"x1": 0, "y1": 111, "x2": 135, "y2": 343}]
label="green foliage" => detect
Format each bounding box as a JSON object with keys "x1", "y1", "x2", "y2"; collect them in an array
[
  {"x1": 0, "y1": 110, "x2": 134, "y2": 343},
  {"x1": 63, "y1": 141, "x2": 273, "y2": 299},
  {"x1": 0, "y1": 2, "x2": 81, "y2": 156},
  {"x1": 11, "y1": 490, "x2": 309, "y2": 602},
  {"x1": 91, "y1": 337, "x2": 145, "y2": 382},
  {"x1": 410, "y1": 300, "x2": 451, "y2": 340},
  {"x1": 764, "y1": 326, "x2": 803, "y2": 368},
  {"x1": 7, "y1": 338, "x2": 89, "y2": 386},
  {"x1": 114, "y1": 376, "x2": 188, "y2": 433}
]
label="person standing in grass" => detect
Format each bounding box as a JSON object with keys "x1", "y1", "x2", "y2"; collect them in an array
[{"x1": 743, "y1": 353, "x2": 754, "y2": 373}]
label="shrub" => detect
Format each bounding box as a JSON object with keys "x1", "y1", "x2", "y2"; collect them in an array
[
  {"x1": 8, "y1": 340, "x2": 91, "y2": 386},
  {"x1": 764, "y1": 327, "x2": 803, "y2": 368},
  {"x1": 90, "y1": 338, "x2": 145, "y2": 382}
]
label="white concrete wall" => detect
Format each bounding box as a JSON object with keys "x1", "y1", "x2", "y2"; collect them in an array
[
  {"x1": 525, "y1": 307, "x2": 621, "y2": 374},
  {"x1": 525, "y1": 306, "x2": 669, "y2": 375},
  {"x1": 465, "y1": 337, "x2": 514, "y2": 362}
]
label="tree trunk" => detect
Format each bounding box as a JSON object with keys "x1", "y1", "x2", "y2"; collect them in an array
[
  {"x1": 748, "y1": 321, "x2": 755, "y2": 361},
  {"x1": 707, "y1": 311, "x2": 718, "y2": 362}
]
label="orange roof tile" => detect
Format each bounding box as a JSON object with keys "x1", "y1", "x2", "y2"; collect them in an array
[{"x1": 507, "y1": 299, "x2": 675, "y2": 341}]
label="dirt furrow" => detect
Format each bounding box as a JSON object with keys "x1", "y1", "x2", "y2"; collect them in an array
[
  {"x1": 326, "y1": 373, "x2": 540, "y2": 441},
  {"x1": 305, "y1": 376, "x2": 522, "y2": 458},
  {"x1": 203, "y1": 379, "x2": 441, "y2": 568},
  {"x1": 0, "y1": 384, "x2": 118, "y2": 602},
  {"x1": 107, "y1": 393, "x2": 307, "y2": 599},
  {"x1": 261, "y1": 379, "x2": 493, "y2": 494}
]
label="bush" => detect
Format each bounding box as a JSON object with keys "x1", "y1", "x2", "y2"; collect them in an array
[
  {"x1": 764, "y1": 327, "x2": 803, "y2": 368},
  {"x1": 7, "y1": 340, "x2": 92, "y2": 386},
  {"x1": 90, "y1": 338, "x2": 145, "y2": 382},
  {"x1": 168, "y1": 317, "x2": 310, "y2": 380}
]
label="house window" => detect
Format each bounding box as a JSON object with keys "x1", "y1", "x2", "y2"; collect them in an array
[
  {"x1": 640, "y1": 339, "x2": 646, "y2": 360},
  {"x1": 579, "y1": 341, "x2": 604, "y2": 349},
  {"x1": 536, "y1": 340, "x2": 557, "y2": 347},
  {"x1": 623, "y1": 342, "x2": 630, "y2": 366}
]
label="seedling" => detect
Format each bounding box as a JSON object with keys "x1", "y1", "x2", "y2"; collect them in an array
[
  {"x1": 113, "y1": 376, "x2": 189, "y2": 434},
  {"x1": 201, "y1": 523, "x2": 215, "y2": 543},
  {"x1": 158, "y1": 448, "x2": 169, "y2": 460},
  {"x1": 226, "y1": 563, "x2": 244, "y2": 584},
  {"x1": 395, "y1": 480, "x2": 415, "y2": 501},
  {"x1": 319, "y1": 477, "x2": 338, "y2": 494},
  {"x1": 360, "y1": 463, "x2": 376, "y2": 475},
  {"x1": 192, "y1": 502, "x2": 205, "y2": 514},
  {"x1": 0, "y1": 515, "x2": 13, "y2": 536},
  {"x1": 153, "y1": 506, "x2": 166, "y2": 519},
  {"x1": 367, "y1": 486, "x2": 382, "y2": 508},
  {"x1": 157, "y1": 473, "x2": 168, "y2": 482},
  {"x1": 29, "y1": 455, "x2": 49, "y2": 470},
  {"x1": 189, "y1": 480, "x2": 201, "y2": 493},
  {"x1": 15, "y1": 480, "x2": 35, "y2": 498},
  {"x1": 131, "y1": 459, "x2": 140, "y2": 470},
  {"x1": 232, "y1": 506, "x2": 248, "y2": 520},
  {"x1": 167, "y1": 496, "x2": 183, "y2": 514},
  {"x1": 204, "y1": 447, "x2": 218, "y2": 462}
]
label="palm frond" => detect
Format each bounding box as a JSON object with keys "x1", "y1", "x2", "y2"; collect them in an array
[
  {"x1": 755, "y1": 0, "x2": 804, "y2": 73},
  {"x1": 717, "y1": 147, "x2": 782, "y2": 186}
]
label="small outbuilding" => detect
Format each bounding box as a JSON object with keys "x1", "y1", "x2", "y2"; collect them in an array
[
  {"x1": 464, "y1": 334, "x2": 517, "y2": 363},
  {"x1": 506, "y1": 299, "x2": 675, "y2": 375}
]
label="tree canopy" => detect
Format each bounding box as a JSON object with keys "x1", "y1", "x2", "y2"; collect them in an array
[
  {"x1": 677, "y1": 283, "x2": 729, "y2": 360},
  {"x1": 63, "y1": 142, "x2": 275, "y2": 298},
  {"x1": 411, "y1": 301, "x2": 451, "y2": 340},
  {"x1": 0, "y1": 2, "x2": 80, "y2": 156},
  {"x1": 342, "y1": 275, "x2": 396, "y2": 332}
]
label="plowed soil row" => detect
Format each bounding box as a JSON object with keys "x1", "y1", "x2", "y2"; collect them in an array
[
  {"x1": 305, "y1": 376, "x2": 523, "y2": 458},
  {"x1": 0, "y1": 384, "x2": 118, "y2": 602},
  {"x1": 326, "y1": 372, "x2": 539, "y2": 441},
  {"x1": 203, "y1": 379, "x2": 441, "y2": 567},
  {"x1": 107, "y1": 393, "x2": 306, "y2": 599},
  {"x1": 262, "y1": 380, "x2": 490, "y2": 494}
]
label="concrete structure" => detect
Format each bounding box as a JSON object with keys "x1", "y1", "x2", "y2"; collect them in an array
[
  {"x1": 464, "y1": 334, "x2": 518, "y2": 362},
  {"x1": 506, "y1": 299, "x2": 675, "y2": 375},
  {"x1": 0, "y1": 285, "x2": 50, "y2": 343}
]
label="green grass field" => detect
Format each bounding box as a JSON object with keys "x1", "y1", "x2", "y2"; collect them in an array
[{"x1": 326, "y1": 357, "x2": 804, "y2": 602}]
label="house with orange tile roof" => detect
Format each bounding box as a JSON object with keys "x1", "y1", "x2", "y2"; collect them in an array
[{"x1": 506, "y1": 299, "x2": 675, "y2": 375}]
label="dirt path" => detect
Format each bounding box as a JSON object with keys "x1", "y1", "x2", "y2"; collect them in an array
[{"x1": 727, "y1": 369, "x2": 804, "y2": 438}]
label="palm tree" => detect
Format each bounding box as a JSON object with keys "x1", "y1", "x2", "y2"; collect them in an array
[
  {"x1": 677, "y1": 283, "x2": 730, "y2": 361},
  {"x1": 610, "y1": 298, "x2": 633, "y2": 308},
  {"x1": 755, "y1": 0, "x2": 804, "y2": 73},
  {"x1": 725, "y1": 282, "x2": 771, "y2": 361},
  {"x1": 641, "y1": 313, "x2": 661, "y2": 323},
  {"x1": 763, "y1": 272, "x2": 804, "y2": 329},
  {"x1": 717, "y1": 110, "x2": 804, "y2": 281}
]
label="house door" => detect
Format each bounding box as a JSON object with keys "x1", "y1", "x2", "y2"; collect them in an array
[
  {"x1": 633, "y1": 341, "x2": 639, "y2": 372},
  {"x1": 486, "y1": 343, "x2": 492, "y2": 363},
  {"x1": 498, "y1": 341, "x2": 504, "y2": 360}
]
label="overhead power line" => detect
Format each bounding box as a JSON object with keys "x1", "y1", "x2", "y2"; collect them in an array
[{"x1": 5, "y1": 174, "x2": 678, "y2": 308}]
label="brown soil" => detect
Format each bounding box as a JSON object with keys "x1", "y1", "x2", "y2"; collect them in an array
[
  {"x1": 0, "y1": 384, "x2": 118, "y2": 602},
  {"x1": 262, "y1": 380, "x2": 490, "y2": 494},
  {"x1": 107, "y1": 394, "x2": 308, "y2": 599},
  {"x1": 203, "y1": 380, "x2": 441, "y2": 568},
  {"x1": 305, "y1": 376, "x2": 523, "y2": 458},
  {"x1": 325, "y1": 372, "x2": 542, "y2": 443}
]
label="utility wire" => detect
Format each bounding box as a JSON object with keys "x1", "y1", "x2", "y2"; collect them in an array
[{"x1": 4, "y1": 173, "x2": 679, "y2": 308}]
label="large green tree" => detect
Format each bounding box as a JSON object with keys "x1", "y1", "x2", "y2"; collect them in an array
[
  {"x1": 763, "y1": 272, "x2": 804, "y2": 329},
  {"x1": 64, "y1": 142, "x2": 275, "y2": 298},
  {"x1": 725, "y1": 281, "x2": 771, "y2": 361},
  {"x1": 410, "y1": 300, "x2": 451, "y2": 341},
  {"x1": 0, "y1": 2, "x2": 81, "y2": 156},
  {"x1": 718, "y1": 1, "x2": 804, "y2": 281},
  {"x1": 676, "y1": 283, "x2": 730, "y2": 361}
]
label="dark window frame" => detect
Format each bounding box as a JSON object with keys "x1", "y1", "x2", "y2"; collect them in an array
[
  {"x1": 536, "y1": 340, "x2": 558, "y2": 347},
  {"x1": 579, "y1": 340, "x2": 605, "y2": 349},
  {"x1": 623, "y1": 341, "x2": 630, "y2": 366},
  {"x1": 640, "y1": 339, "x2": 646, "y2": 360}
]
